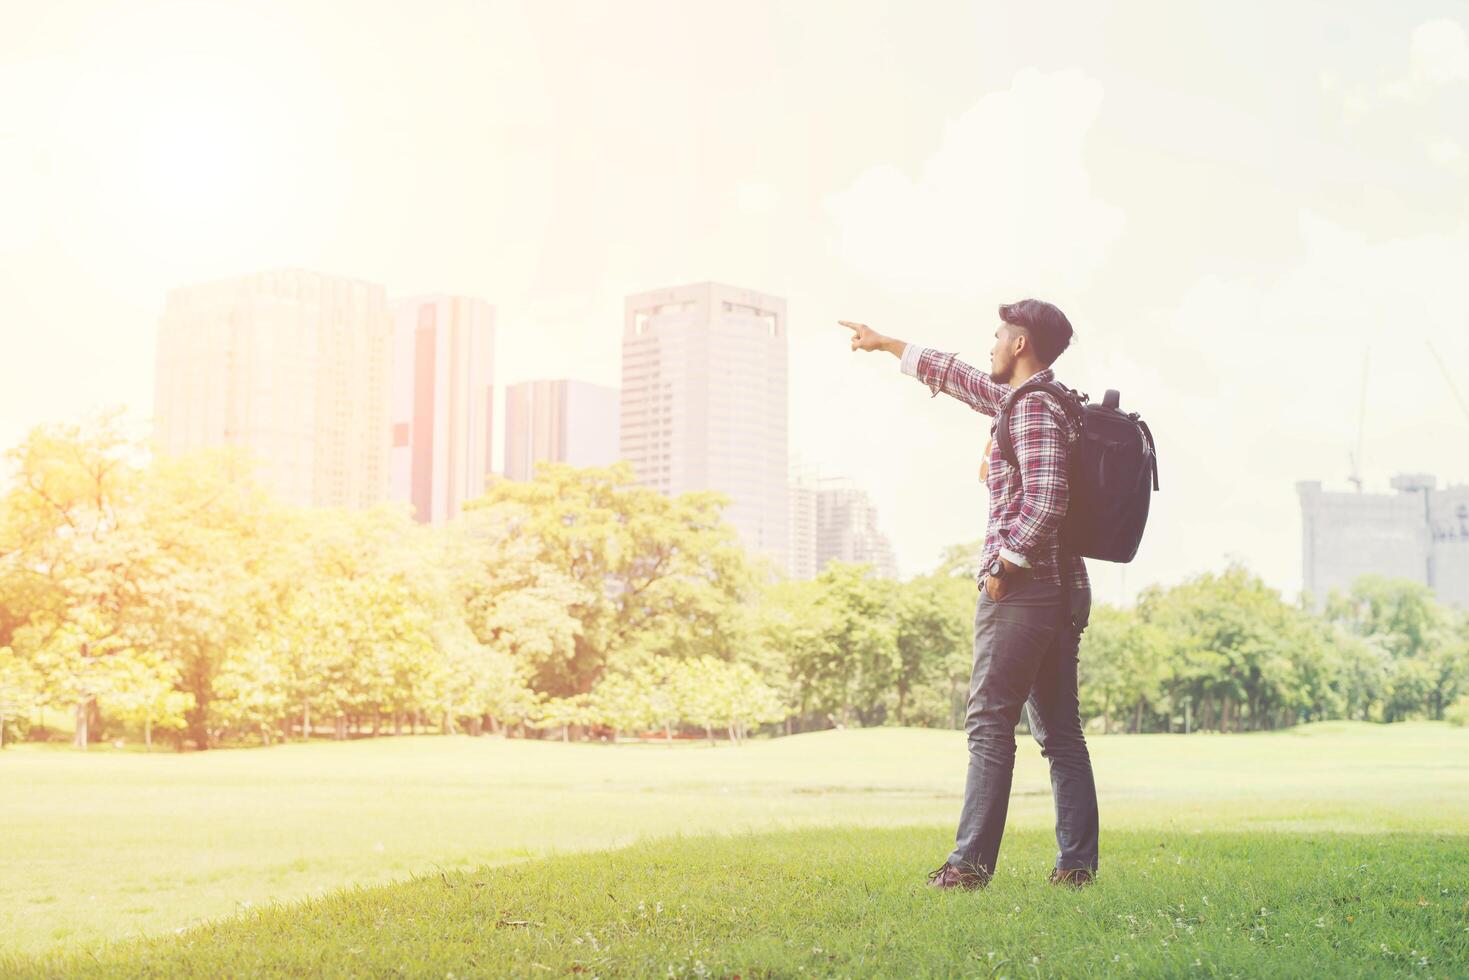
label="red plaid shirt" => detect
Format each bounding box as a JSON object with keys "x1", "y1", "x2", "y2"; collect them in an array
[{"x1": 901, "y1": 344, "x2": 1089, "y2": 591}]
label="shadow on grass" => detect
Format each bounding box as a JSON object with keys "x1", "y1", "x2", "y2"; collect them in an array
[{"x1": 13, "y1": 826, "x2": 1467, "y2": 978}]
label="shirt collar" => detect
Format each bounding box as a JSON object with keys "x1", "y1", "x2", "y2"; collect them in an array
[
  {"x1": 989, "y1": 367, "x2": 1059, "y2": 433},
  {"x1": 1011, "y1": 366, "x2": 1055, "y2": 390}
]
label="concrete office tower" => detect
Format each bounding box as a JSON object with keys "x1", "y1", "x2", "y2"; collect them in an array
[
  {"x1": 1297, "y1": 473, "x2": 1469, "y2": 608},
  {"x1": 503, "y1": 379, "x2": 620, "y2": 481},
  {"x1": 389, "y1": 295, "x2": 496, "y2": 524},
  {"x1": 154, "y1": 269, "x2": 392, "y2": 509},
  {"x1": 814, "y1": 477, "x2": 900, "y2": 579},
  {"x1": 621, "y1": 282, "x2": 790, "y2": 574},
  {"x1": 788, "y1": 474, "x2": 820, "y2": 580}
]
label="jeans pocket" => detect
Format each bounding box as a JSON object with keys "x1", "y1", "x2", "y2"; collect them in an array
[
  {"x1": 991, "y1": 576, "x2": 1032, "y2": 605},
  {"x1": 985, "y1": 576, "x2": 1020, "y2": 604}
]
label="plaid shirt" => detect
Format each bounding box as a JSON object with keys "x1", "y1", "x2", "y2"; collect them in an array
[{"x1": 900, "y1": 344, "x2": 1089, "y2": 591}]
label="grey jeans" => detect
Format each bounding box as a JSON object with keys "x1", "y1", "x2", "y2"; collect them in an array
[{"x1": 947, "y1": 575, "x2": 1098, "y2": 880}]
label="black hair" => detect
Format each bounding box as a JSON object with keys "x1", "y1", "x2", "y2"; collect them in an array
[{"x1": 998, "y1": 299, "x2": 1074, "y2": 365}]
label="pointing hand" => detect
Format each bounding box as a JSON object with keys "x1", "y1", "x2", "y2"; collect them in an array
[{"x1": 838, "y1": 320, "x2": 889, "y2": 353}]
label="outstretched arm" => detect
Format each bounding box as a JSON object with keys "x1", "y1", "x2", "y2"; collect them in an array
[{"x1": 838, "y1": 320, "x2": 1009, "y2": 417}]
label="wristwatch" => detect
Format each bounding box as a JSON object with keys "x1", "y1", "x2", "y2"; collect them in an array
[{"x1": 987, "y1": 558, "x2": 1006, "y2": 579}]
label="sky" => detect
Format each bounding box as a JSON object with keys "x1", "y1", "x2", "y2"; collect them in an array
[{"x1": 3, "y1": 0, "x2": 1469, "y2": 607}]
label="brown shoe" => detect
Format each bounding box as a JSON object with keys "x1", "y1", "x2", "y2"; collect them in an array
[
  {"x1": 926, "y1": 862, "x2": 989, "y2": 891},
  {"x1": 1048, "y1": 867, "x2": 1096, "y2": 888}
]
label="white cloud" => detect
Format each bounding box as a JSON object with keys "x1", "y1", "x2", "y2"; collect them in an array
[
  {"x1": 1331, "y1": 18, "x2": 1469, "y2": 127},
  {"x1": 1426, "y1": 137, "x2": 1463, "y2": 168},
  {"x1": 1408, "y1": 18, "x2": 1469, "y2": 86},
  {"x1": 823, "y1": 67, "x2": 1125, "y2": 298},
  {"x1": 735, "y1": 182, "x2": 778, "y2": 214},
  {"x1": 1382, "y1": 18, "x2": 1469, "y2": 101}
]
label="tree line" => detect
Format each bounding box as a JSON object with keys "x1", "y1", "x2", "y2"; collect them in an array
[{"x1": 1, "y1": 413, "x2": 1466, "y2": 750}]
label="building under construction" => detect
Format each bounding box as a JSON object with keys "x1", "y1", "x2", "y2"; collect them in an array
[{"x1": 1297, "y1": 474, "x2": 1469, "y2": 609}]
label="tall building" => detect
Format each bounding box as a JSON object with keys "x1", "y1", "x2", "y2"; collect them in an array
[
  {"x1": 389, "y1": 295, "x2": 495, "y2": 524},
  {"x1": 503, "y1": 379, "x2": 620, "y2": 481},
  {"x1": 1297, "y1": 473, "x2": 1469, "y2": 608},
  {"x1": 154, "y1": 268, "x2": 392, "y2": 509},
  {"x1": 813, "y1": 477, "x2": 900, "y2": 580},
  {"x1": 788, "y1": 465, "x2": 821, "y2": 581},
  {"x1": 621, "y1": 282, "x2": 789, "y2": 574}
]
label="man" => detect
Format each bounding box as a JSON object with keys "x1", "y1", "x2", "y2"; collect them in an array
[{"x1": 838, "y1": 299, "x2": 1099, "y2": 891}]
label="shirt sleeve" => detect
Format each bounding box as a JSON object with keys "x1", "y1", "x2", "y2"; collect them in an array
[
  {"x1": 898, "y1": 345, "x2": 1009, "y2": 417},
  {"x1": 899, "y1": 341, "x2": 923, "y2": 377},
  {"x1": 998, "y1": 547, "x2": 1031, "y2": 568},
  {"x1": 999, "y1": 393, "x2": 1071, "y2": 564}
]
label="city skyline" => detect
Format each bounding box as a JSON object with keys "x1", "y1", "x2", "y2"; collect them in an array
[
  {"x1": 149, "y1": 266, "x2": 906, "y2": 588},
  {"x1": 7, "y1": 2, "x2": 1469, "y2": 609},
  {"x1": 51, "y1": 255, "x2": 1469, "y2": 599}
]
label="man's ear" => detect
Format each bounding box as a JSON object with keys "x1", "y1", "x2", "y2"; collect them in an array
[{"x1": 1009, "y1": 328, "x2": 1027, "y2": 359}]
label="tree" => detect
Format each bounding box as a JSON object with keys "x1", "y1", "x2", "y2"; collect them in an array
[
  {"x1": 211, "y1": 643, "x2": 285, "y2": 745},
  {"x1": 1325, "y1": 576, "x2": 1465, "y2": 721},
  {"x1": 1, "y1": 413, "x2": 164, "y2": 747},
  {"x1": 890, "y1": 571, "x2": 973, "y2": 727},
  {"x1": 588, "y1": 669, "x2": 653, "y2": 742},
  {"x1": 785, "y1": 562, "x2": 898, "y2": 728},
  {"x1": 714, "y1": 659, "x2": 786, "y2": 744},
  {"x1": 1136, "y1": 564, "x2": 1317, "y2": 732},
  {"x1": 128, "y1": 441, "x2": 283, "y2": 749},
  {"x1": 447, "y1": 501, "x2": 587, "y2": 705},
  {"x1": 0, "y1": 645, "x2": 42, "y2": 748},
  {"x1": 466, "y1": 462, "x2": 761, "y2": 697},
  {"x1": 532, "y1": 694, "x2": 594, "y2": 743},
  {"x1": 108, "y1": 647, "x2": 193, "y2": 749},
  {"x1": 258, "y1": 506, "x2": 461, "y2": 741}
]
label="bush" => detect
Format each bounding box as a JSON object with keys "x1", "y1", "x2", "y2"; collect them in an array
[{"x1": 1446, "y1": 695, "x2": 1469, "y2": 728}]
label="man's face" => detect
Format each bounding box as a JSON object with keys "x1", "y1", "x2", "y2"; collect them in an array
[{"x1": 989, "y1": 324, "x2": 1025, "y2": 384}]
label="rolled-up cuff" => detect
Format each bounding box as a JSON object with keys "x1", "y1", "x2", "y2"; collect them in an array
[
  {"x1": 899, "y1": 342, "x2": 924, "y2": 377},
  {"x1": 998, "y1": 547, "x2": 1031, "y2": 568}
]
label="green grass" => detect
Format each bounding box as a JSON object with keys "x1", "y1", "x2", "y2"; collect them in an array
[
  {"x1": 3, "y1": 722, "x2": 1468, "y2": 976},
  {"x1": 16, "y1": 827, "x2": 1467, "y2": 979}
]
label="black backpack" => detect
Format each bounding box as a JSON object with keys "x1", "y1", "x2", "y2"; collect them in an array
[{"x1": 995, "y1": 383, "x2": 1158, "y2": 564}]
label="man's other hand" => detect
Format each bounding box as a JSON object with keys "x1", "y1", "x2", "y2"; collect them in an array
[{"x1": 984, "y1": 557, "x2": 1027, "y2": 601}]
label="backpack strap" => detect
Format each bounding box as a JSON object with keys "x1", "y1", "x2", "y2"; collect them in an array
[
  {"x1": 994, "y1": 381, "x2": 1086, "y2": 632},
  {"x1": 1059, "y1": 542, "x2": 1076, "y2": 633},
  {"x1": 1137, "y1": 418, "x2": 1160, "y2": 491},
  {"x1": 995, "y1": 381, "x2": 1084, "y2": 471}
]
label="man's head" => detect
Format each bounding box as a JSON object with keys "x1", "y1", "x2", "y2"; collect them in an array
[{"x1": 988, "y1": 298, "x2": 1074, "y2": 384}]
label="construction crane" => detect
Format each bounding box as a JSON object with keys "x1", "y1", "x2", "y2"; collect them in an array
[
  {"x1": 1347, "y1": 348, "x2": 1368, "y2": 492},
  {"x1": 1427, "y1": 339, "x2": 1469, "y2": 427}
]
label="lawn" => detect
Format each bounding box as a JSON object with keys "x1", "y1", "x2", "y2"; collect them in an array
[{"x1": 3, "y1": 722, "x2": 1467, "y2": 976}]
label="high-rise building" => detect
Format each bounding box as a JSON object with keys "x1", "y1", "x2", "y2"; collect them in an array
[
  {"x1": 389, "y1": 295, "x2": 495, "y2": 523},
  {"x1": 154, "y1": 268, "x2": 392, "y2": 509},
  {"x1": 813, "y1": 477, "x2": 899, "y2": 580},
  {"x1": 503, "y1": 379, "x2": 620, "y2": 481},
  {"x1": 788, "y1": 467, "x2": 821, "y2": 581},
  {"x1": 621, "y1": 282, "x2": 789, "y2": 574},
  {"x1": 1297, "y1": 473, "x2": 1469, "y2": 608}
]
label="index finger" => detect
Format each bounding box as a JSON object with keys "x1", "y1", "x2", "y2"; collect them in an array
[{"x1": 837, "y1": 320, "x2": 865, "y2": 333}]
